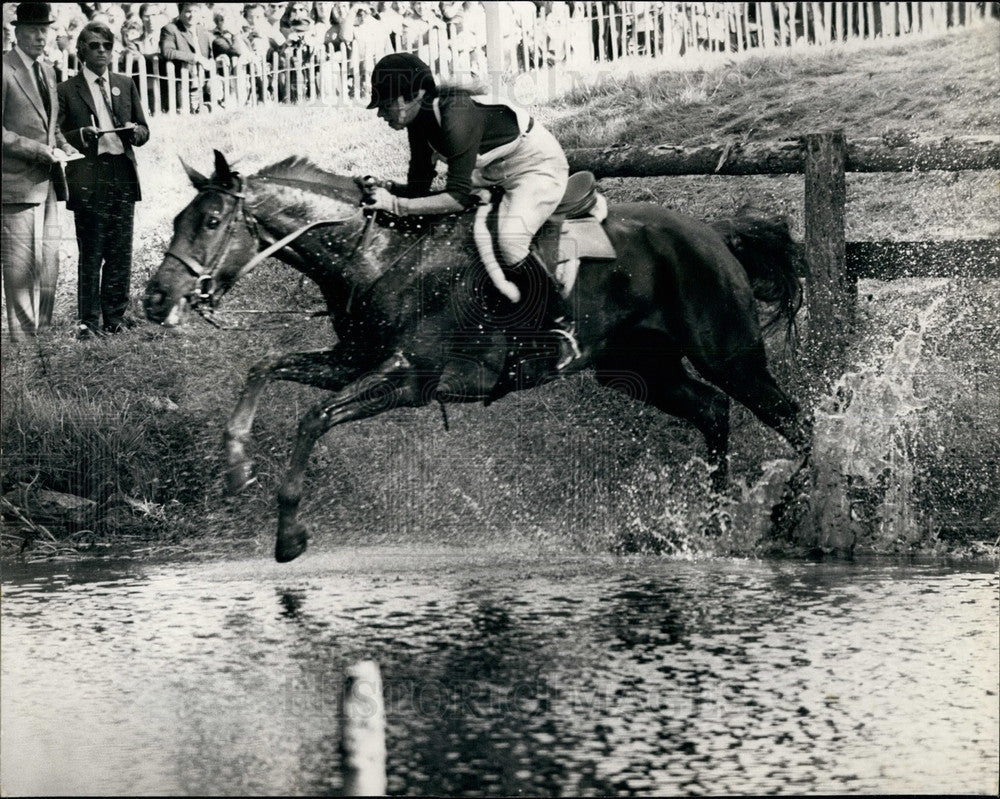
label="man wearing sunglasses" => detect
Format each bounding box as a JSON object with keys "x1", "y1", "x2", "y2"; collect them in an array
[{"x1": 57, "y1": 20, "x2": 149, "y2": 339}]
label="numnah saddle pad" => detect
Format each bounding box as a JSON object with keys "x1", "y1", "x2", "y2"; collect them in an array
[{"x1": 555, "y1": 196, "x2": 616, "y2": 296}]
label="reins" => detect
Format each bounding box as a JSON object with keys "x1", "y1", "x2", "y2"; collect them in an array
[
  {"x1": 165, "y1": 175, "x2": 365, "y2": 326},
  {"x1": 164, "y1": 178, "x2": 255, "y2": 313},
  {"x1": 165, "y1": 172, "x2": 458, "y2": 329}
]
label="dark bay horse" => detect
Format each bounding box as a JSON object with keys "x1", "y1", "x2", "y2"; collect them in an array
[{"x1": 144, "y1": 151, "x2": 811, "y2": 562}]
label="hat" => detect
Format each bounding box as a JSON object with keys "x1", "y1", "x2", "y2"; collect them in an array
[
  {"x1": 367, "y1": 52, "x2": 435, "y2": 109},
  {"x1": 14, "y1": 2, "x2": 56, "y2": 26}
]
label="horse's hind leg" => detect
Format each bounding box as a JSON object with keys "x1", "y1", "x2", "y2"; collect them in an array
[
  {"x1": 692, "y1": 347, "x2": 811, "y2": 454},
  {"x1": 275, "y1": 351, "x2": 421, "y2": 563},
  {"x1": 594, "y1": 332, "x2": 731, "y2": 488},
  {"x1": 224, "y1": 349, "x2": 365, "y2": 495}
]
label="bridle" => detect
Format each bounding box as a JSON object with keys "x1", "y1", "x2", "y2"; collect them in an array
[{"x1": 163, "y1": 174, "x2": 367, "y2": 325}]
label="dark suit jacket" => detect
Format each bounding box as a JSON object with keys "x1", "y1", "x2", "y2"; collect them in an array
[
  {"x1": 2, "y1": 49, "x2": 71, "y2": 203},
  {"x1": 57, "y1": 71, "x2": 150, "y2": 212},
  {"x1": 159, "y1": 19, "x2": 213, "y2": 64}
]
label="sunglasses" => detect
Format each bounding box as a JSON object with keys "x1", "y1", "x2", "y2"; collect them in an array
[{"x1": 86, "y1": 41, "x2": 115, "y2": 51}]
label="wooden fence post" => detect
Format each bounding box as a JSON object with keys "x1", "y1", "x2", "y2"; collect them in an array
[
  {"x1": 795, "y1": 130, "x2": 855, "y2": 557},
  {"x1": 340, "y1": 660, "x2": 386, "y2": 796},
  {"x1": 804, "y1": 131, "x2": 850, "y2": 376}
]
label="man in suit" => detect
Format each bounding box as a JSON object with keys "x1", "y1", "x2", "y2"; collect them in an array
[
  {"x1": 2, "y1": 2, "x2": 78, "y2": 342},
  {"x1": 159, "y1": 2, "x2": 215, "y2": 111},
  {"x1": 58, "y1": 20, "x2": 150, "y2": 339}
]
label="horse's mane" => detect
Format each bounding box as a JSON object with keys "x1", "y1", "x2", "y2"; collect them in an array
[
  {"x1": 246, "y1": 156, "x2": 362, "y2": 225},
  {"x1": 252, "y1": 156, "x2": 362, "y2": 205}
]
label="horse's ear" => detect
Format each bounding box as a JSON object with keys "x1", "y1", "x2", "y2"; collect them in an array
[
  {"x1": 180, "y1": 156, "x2": 210, "y2": 189},
  {"x1": 213, "y1": 149, "x2": 234, "y2": 184}
]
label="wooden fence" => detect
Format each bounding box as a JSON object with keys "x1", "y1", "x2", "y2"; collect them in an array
[
  {"x1": 47, "y1": 1, "x2": 996, "y2": 117},
  {"x1": 566, "y1": 132, "x2": 1000, "y2": 368},
  {"x1": 568, "y1": 130, "x2": 998, "y2": 554},
  {"x1": 574, "y1": 0, "x2": 994, "y2": 61}
]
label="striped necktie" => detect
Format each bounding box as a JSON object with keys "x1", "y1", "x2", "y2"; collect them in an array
[
  {"x1": 95, "y1": 75, "x2": 123, "y2": 128},
  {"x1": 33, "y1": 61, "x2": 51, "y2": 118}
]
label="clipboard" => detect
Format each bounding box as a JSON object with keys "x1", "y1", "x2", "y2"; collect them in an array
[
  {"x1": 57, "y1": 152, "x2": 87, "y2": 162},
  {"x1": 97, "y1": 126, "x2": 133, "y2": 135}
]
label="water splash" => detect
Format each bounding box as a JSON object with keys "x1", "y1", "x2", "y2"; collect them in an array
[
  {"x1": 609, "y1": 455, "x2": 806, "y2": 558},
  {"x1": 807, "y1": 284, "x2": 960, "y2": 552}
]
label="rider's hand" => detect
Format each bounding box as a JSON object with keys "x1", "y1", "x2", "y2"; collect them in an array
[{"x1": 365, "y1": 186, "x2": 403, "y2": 216}]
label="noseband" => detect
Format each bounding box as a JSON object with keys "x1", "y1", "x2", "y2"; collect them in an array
[
  {"x1": 164, "y1": 176, "x2": 260, "y2": 320},
  {"x1": 164, "y1": 175, "x2": 366, "y2": 324}
]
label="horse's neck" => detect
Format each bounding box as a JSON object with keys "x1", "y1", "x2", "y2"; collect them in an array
[
  {"x1": 246, "y1": 177, "x2": 465, "y2": 326},
  {"x1": 248, "y1": 195, "x2": 381, "y2": 318}
]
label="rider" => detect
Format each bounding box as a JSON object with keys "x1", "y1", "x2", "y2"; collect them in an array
[{"x1": 363, "y1": 52, "x2": 584, "y2": 379}]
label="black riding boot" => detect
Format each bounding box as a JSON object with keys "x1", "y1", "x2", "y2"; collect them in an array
[
  {"x1": 485, "y1": 253, "x2": 585, "y2": 405},
  {"x1": 520, "y1": 252, "x2": 584, "y2": 373}
]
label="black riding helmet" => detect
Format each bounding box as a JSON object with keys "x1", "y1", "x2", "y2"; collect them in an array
[{"x1": 366, "y1": 53, "x2": 437, "y2": 109}]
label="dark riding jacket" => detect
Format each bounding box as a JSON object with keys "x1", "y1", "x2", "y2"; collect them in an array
[{"x1": 391, "y1": 89, "x2": 526, "y2": 204}]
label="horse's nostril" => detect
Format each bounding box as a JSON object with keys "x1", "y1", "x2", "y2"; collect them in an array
[{"x1": 144, "y1": 291, "x2": 167, "y2": 321}]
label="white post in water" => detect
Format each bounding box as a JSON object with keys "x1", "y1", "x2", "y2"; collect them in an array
[{"x1": 340, "y1": 660, "x2": 386, "y2": 796}]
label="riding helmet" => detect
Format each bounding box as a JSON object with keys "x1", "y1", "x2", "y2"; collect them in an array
[{"x1": 367, "y1": 53, "x2": 435, "y2": 109}]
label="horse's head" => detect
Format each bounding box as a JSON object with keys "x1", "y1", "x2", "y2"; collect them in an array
[{"x1": 144, "y1": 150, "x2": 260, "y2": 326}]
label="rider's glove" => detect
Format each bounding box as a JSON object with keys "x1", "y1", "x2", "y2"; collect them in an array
[{"x1": 366, "y1": 186, "x2": 405, "y2": 216}]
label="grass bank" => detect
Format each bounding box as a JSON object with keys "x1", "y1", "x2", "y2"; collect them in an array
[{"x1": 1, "y1": 24, "x2": 997, "y2": 561}]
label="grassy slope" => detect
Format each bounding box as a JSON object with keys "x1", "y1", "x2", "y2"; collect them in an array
[
  {"x1": 2, "y1": 24, "x2": 997, "y2": 560},
  {"x1": 548, "y1": 25, "x2": 999, "y2": 147}
]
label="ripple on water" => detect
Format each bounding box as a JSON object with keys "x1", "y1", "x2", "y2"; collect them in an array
[{"x1": 1, "y1": 555, "x2": 997, "y2": 796}]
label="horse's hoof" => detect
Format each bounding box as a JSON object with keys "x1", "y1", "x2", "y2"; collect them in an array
[
  {"x1": 275, "y1": 523, "x2": 308, "y2": 563},
  {"x1": 226, "y1": 461, "x2": 257, "y2": 495}
]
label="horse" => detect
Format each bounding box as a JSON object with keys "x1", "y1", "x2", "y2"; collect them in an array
[{"x1": 144, "y1": 150, "x2": 811, "y2": 562}]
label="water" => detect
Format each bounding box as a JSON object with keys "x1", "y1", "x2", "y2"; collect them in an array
[
  {"x1": 806, "y1": 280, "x2": 996, "y2": 551},
  {"x1": 2, "y1": 549, "x2": 997, "y2": 796}
]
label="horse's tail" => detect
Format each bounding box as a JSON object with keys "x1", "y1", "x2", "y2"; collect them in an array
[{"x1": 710, "y1": 208, "x2": 805, "y2": 340}]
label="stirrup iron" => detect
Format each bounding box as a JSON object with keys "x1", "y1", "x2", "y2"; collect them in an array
[{"x1": 552, "y1": 326, "x2": 582, "y2": 370}]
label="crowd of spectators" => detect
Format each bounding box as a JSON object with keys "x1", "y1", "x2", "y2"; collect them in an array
[
  {"x1": 4, "y1": 2, "x2": 984, "y2": 88},
  {"x1": 1, "y1": 1, "x2": 602, "y2": 111},
  {"x1": 1, "y1": 2, "x2": 588, "y2": 73},
  {"x1": 8, "y1": 2, "x2": 828, "y2": 110}
]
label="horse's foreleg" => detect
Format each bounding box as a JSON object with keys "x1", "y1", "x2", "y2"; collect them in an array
[
  {"x1": 223, "y1": 350, "x2": 365, "y2": 495},
  {"x1": 275, "y1": 352, "x2": 422, "y2": 563}
]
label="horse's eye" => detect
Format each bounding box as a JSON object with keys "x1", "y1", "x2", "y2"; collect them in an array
[{"x1": 206, "y1": 217, "x2": 221, "y2": 230}]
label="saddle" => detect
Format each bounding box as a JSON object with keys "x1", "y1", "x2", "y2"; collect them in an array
[
  {"x1": 474, "y1": 171, "x2": 616, "y2": 301},
  {"x1": 554, "y1": 169, "x2": 601, "y2": 218}
]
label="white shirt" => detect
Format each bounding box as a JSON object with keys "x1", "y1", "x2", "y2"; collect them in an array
[{"x1": 81, "y1": 65, "x2": 125, "y2": 156}]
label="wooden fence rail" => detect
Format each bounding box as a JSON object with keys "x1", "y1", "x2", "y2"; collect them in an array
[
  {"x1": 567, "y1": 132, "x2": 1000, "y2": 368},
  {"x1": 565, "y1": 136, "x2": 1000, "y2": 177}
]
